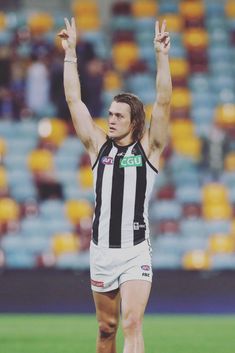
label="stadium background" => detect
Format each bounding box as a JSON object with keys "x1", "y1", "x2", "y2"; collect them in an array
[{"x1": 0, "y1": 0, "x2": 235, "y2": 320}]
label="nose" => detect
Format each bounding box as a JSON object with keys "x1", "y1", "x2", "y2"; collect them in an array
[{"x1": 109, "y1": 115, "x2": 116, "y2": 125}]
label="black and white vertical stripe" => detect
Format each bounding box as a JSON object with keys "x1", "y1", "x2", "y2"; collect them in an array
[{"x1": 92, "y1": 140, "x2": 157, "y2": 248}]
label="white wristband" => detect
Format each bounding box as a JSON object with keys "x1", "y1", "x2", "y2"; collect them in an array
[{"x1": 64, "y1": 57, "x2": 77, "y2": 63}]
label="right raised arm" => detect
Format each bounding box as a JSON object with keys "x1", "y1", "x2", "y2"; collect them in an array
[{"x1": 58, "y1": 18, "x2": 106, "y2": 155}]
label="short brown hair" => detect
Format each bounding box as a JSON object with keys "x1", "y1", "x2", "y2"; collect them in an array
[{"x1": 113, "y1": 93, "x2": 146, "y2": 141}]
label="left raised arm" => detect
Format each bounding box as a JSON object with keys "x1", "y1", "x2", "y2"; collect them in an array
[{"x1": 149, "y1": 20, "x2": 172, "y2": 154}]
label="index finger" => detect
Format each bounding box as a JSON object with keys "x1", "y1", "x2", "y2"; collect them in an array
[
  {"x1": 161, "y1": 19, "x2": 166, "y2": 34},
  {"x1": 155, "y1": 20, "x2": 159, "y2": 36},
  {"x1": 64, "y1": 17, "x2": 71, "y2": 30}
]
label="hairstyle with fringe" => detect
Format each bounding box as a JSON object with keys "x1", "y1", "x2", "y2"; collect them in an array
[{"x1": 113, "y1": 93, "x2": 146, "y2": 141}]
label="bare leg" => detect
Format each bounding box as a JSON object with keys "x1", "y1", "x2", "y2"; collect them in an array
[
  {"x1": 93, "y1": 289, "x2": 121, "y2": 353},
  {"x1": 120, "y1": 280, "x2": 151, "y2": 353}
]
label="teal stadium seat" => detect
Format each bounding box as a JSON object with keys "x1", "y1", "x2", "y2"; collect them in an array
[
  {"x1": 0, "y1": 30, "x2": 13, "y2": 45},
  {"x1": 21, "y1": 216, "x2": 52, "y2": 238},
  {"x1": 39, "y1": 199, "x2": 65, "y2": 220},
  {"x1": 111, "y1": 15, "x2": 135, "y2": 31},
  {"x1": 180, "y1": 219, "x2": 206, "y2": 238},
  {"x1": 5, "y1": 253, "x2": 36, "y2": 269},
  {"x1": 205, "y1": 0, "x2": 225, "y2": 16},
  {"x1": 204, "y1": 220, "x2": 231, "y2": 237},
  {"x1": 211, "y1": 254, "x2": 235, "y2": 270},
  {"x1": 149, "y1": 200, "x2": 182, "y2": 222},
  {"x1": 176, "y1": 186, "x2": 202, "y2": 204},
  {"x1": 159, "y1": 0, "x2": 179, "y2": 14},
  {"x1": 56, "y1": 251, "x2": 90, "y2": 269},
  {"x1": 220, "y1": 171, "x2": 235, "y2": 187}
]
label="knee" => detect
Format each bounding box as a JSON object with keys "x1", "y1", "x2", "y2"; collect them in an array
[
  {"x1": 98, "y1": 318, "x2": 119, "y2": 340},
  {"x1": 122, "y1": 313, "x2": 143, "y2": 334}
]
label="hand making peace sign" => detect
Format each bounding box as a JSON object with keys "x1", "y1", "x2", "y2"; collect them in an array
[
  {"x1": 58, "y1": 17, "x2": 77, "y2": 51},
  {"x1": 154, "y1": 20, "x2": 170, "y2": 55}
]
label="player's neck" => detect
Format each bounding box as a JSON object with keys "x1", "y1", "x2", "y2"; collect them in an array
[{"x1": 113, "y1": 134, "x2": 134, "y2": 147}]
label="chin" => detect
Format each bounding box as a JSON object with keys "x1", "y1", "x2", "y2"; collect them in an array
[{"x1": 108, "y1": 131, "x2": 118, "y2": 139}]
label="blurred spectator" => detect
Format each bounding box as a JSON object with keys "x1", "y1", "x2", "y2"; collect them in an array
[
  {"x1": 0, "y1": 88, "x2": 15, "y2": 119},
  {"x1": 25, "y1": 52, "x2": 50, "y2": 117},
  {"x1": 0, "y1": 46, "x2": 11, "y2": 88},
  {"x1": 75, "y1": 34, "x2": 103, "y2": 116},
  {"x1": 50, "y1": 37, "x2": 103, "y2": 120},
  {"x1": 201, "y1": 126, "x2": 229, "y2": 180},
  {"x1": 50, "y1": 51, "x2": 70, "y2": 120},
  {"x1": 82, "y1": 57, "x2": 103, "y2": 117}
]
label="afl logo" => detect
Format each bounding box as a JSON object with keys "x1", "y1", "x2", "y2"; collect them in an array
[
  {"x1": 102, "y1": 156, "x2": 113, "y2": 165},
  {"x1": 141, "y1": 265, "x2": 150, "y2": 271}
]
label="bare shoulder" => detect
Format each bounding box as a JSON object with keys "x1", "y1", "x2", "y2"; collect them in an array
[{"x1": 140, "y1": 130, "x2": 161, "y2": 170}]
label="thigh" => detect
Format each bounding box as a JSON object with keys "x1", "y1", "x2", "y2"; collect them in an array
[
  {"x1": 93, "y1": 289, "x2": 121, "y2": 323},
  {"x1": 119, "y1": 240, "x2": 153, "y2": 287},
  {"x1": 120, "y1": 280, "x2": 151, "y2": 319}
]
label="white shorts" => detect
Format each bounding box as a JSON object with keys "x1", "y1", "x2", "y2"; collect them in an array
[{"x1": 90, "y1": 239, "x2": 153, "y2": 292}]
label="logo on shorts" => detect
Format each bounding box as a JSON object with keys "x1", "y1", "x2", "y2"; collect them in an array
[
  {"x1": 119, "y1": 155, "x2": 143, "y2": 168},
  {"x1": 141, "y1": 265, "x2": 150, "y2": 271},
  {"x1": 133, "y1": 222, "x2": 146, "y2": 231},
  {"x1": 142, "y1": 272, "x2": 150, "y2": 277},
  {"x1": 91, "y1": 279, "x2": 104, "y2": 288},
  {"x1": 101, "y1": 156, "x2": 113, "y2": 165}
]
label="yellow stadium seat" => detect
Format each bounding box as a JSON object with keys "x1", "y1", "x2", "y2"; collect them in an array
[
  {"x1": 65, "y1": 199, "x2": 93, "y2": 225},
  {"x1": 0, "y1": 198, "x2": 20, "y2": 222},
  {"x1": 183, "y1": 28, "x2": 208, "y2": 49},
  {"x1": 132, "y1": 0, "x2": 158, "y2": 17},
  {"x1": 158, "y1": 14, "x2": 183, "y2": 32},
  {"x1": 0, "y1": 12, "x2": 7, "y2": 30},
  {"x1": 75, "y1": 15, "x2": 100, "y2": 31},
  {"x1": 203, "y1": 203, "x2": 232, "y2": 221},
  {"x1": 38, "y1": 118, "x2": 68, "y2": 147},
  {"x1": 231, "y1": 219, "x2": 235, "y2": 236},
  {"x1": 180, "y1": 0, "x2": 205, "y2": 20},
  {"x1": 215, "y1": 104, "x2": 235, "y2": 128},
  {"x1": 77, "y1": 166, "x2": 93, "y2": 189},
  {"x1": 202, "y1": 183, "x2": 228, "y2": 204},
  {"x1": 72, "y1": 0, "x2": 98, "y2": 16},
  {"x1": 28, "y1": 149, "x2": 54, "y2": 173},
  {"x1": 112, "y1": 42, "x2": 139, "y2": 72},
  {"x1": 225, "y1": 0, "x2": 235, "y2": 18},
  {"x1": 171, "y1": 88, "x2": 192, "y2": 109},
  {"x1": 209, "y1": 234, "x2": 235, "y2": 254},
  {"x1": 52, "y1": 232, "x2": 79, "y2": 256},
  {"x1": 0, "y1": 137, "x2": 7, "y2": 159},
  {"x1": 224, "y1": 152, "x2": 235, "y2": 172},
  {"x1": 28, "y1": 13, "x2": 54, "y2": 34},
  {"x1": 182, "y1": 250, "x2": 211, "y2": 270},
  {"x1": 94, "y1": 118, "x2": 108, "y2": 133},
  {"x1": 104, "y1": 71, "x2": 122, "y2": 91},
  {"x1": 170, "y1": 58, "x2": 189, "y2": 80},
  {"x1": 0, "y1": 166, "x2": 8, "y2": 189},
  {"x1": 170, "y1": 119, "x2": 195, "y2": 138},
  {"x1": 173, "y1": 135, "x2": 201, "y2": 160}
]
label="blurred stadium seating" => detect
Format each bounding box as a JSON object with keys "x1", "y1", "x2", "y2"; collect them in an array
[{"x1": 0, "y1": 0, "x2": 235, "y2": 270}]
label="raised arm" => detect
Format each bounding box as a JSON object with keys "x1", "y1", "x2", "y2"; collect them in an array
[
  {"x1": 148, "y1": 20, "x2": 172, "y2": 154},
  {"x1": 58, "y1": 18, "x2": 106, "y2": 157}
]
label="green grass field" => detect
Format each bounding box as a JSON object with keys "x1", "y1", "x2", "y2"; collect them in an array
[{"x1": 0, "y1": 314, "x2": 234, "y2": 353}]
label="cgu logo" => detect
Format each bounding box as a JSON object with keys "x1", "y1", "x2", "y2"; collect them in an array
[
  {"x1": 102, "y1": 156, "x2": 113, "y2": 165},
  {"x1": 120, "y1": 155, "x2": 143, "y2": 168}
]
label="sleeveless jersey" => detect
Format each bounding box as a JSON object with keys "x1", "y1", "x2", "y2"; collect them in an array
[{"x1": 92, "y1": 139, "x2": 158, "y2": 248}]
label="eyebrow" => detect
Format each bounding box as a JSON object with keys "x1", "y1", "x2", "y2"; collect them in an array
[{"x1": 108, "y1": 111, "x2": 124, "y2": 118}]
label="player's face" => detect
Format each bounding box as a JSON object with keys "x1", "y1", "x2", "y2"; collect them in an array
[{"x1": 108, "y1": 101, "x2": 133, "y2": 142}]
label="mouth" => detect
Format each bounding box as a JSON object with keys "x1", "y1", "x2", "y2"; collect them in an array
[{"x1": 109, "y1": 127, "x2": 116, "y2": 133}]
